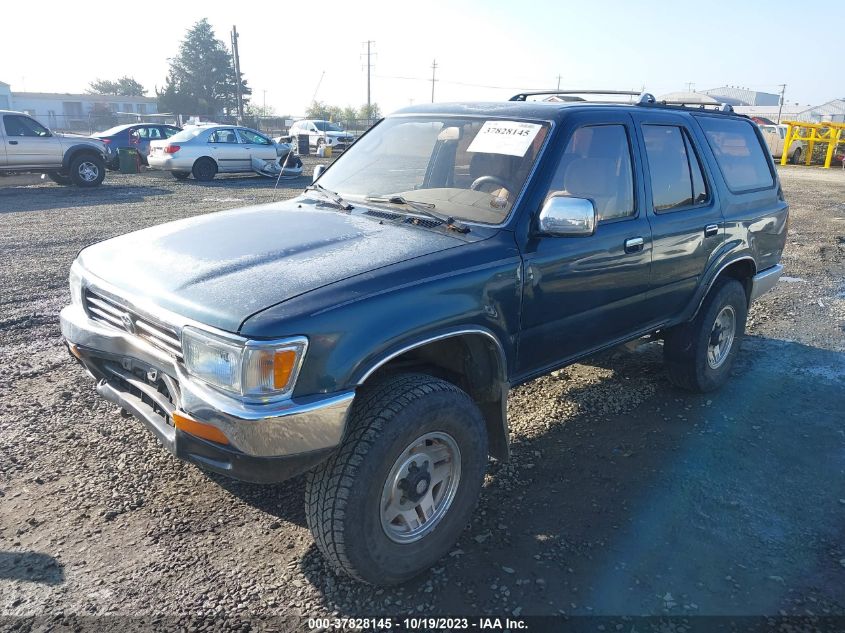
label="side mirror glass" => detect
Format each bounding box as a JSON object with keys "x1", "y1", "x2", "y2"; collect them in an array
[
  {"x1": 537, "y1": 195, "x2": 596, "y2": 236},
  {"x1": 313, "y1": 164, "x2": 327, "y2": 182}
]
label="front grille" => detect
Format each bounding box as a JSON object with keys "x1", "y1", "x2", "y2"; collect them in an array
[{"x1": 84, "y1": 289, "x2": 183, "y2": 360}]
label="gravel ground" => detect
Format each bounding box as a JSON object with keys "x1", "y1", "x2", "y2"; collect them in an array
[{"x1": 0, "y1": 164, "x2": 843, "y2": 626}]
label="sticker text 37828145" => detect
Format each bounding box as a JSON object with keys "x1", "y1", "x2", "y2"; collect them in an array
[{"x1": 467, "y1": 121, "x2": 542, "y2": 157}]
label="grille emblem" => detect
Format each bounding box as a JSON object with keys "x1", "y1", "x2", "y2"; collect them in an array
[{"x1": 120, "y1": 313, "x2": 136, "y2": 335}]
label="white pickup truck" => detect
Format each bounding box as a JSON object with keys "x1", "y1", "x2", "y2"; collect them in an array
[
  {"x1": 0, "y1": 110, "x2": 108, "y2": 186},
  {"x1": 758, "y1": 123, "x2": 805, "y2": 164}
]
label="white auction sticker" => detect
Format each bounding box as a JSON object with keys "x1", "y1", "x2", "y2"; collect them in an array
[{"x1": 467, "y1": 121, "x2": 542, "y2": 157}]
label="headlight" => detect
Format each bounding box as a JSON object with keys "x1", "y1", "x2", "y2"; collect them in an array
[
  {"x1": 182, "y1": 327, "x2": 307, "y2": 402},
  {"x1": 69, "y1": 262, "x2": 83, "y2": 306}
]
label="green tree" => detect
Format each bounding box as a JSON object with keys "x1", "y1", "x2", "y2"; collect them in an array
[
  {"x1": 358, "y1": 103, "x2": 381, "y2": 121},
  {"x1": 156, "y1": 18, "x2": 250, "y2": 117},
  {"x1": 87, "y1": 76, "x2": 147, "y2": 96}
]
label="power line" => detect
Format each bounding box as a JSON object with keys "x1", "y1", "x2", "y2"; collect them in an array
[
  {"x1": 230, "y1": 25, "x2": 244, "y2": 123},
  {"x1": 361, "y1": 41, "x2": 375, "y2": 120}
]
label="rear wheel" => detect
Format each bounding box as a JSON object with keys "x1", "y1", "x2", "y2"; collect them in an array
[
  {"x1": 46, "y1": 171, "x2": 72, "y2": 186},
  {"x1": 69, "y1": 154, "x2": 106, "y2": 187},
  {"x1": 305, "y1": 373, "x2": 488, "y2": 585},
  {"x1": 791, "y1": 147, "x2": 803, "y2": 164},
  {"x1": 663, "y1": 278, "x2": 748, "y2": 392},
  {"x1": 172, "y1": 171, "x2": 190, "y2": 181},
  {"x1": 192, "y1": 158, "x2": 217, "y2": 181}
]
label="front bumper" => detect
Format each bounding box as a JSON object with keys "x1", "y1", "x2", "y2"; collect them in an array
[{"x1": 60, "y1": 302, "x2": 354, "y2": 483}]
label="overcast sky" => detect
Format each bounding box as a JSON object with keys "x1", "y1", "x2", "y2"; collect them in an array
[{"x1": 2, "y1": 0, "x2": 841, "y2": 115}]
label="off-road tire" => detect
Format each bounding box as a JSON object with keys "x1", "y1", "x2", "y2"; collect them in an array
[
  {"x1": 305, "y1": 373, "x2": 488, "y2": 585},
  {"x1": 172, "y1": 171, "x2": 190, "y2": 181},
  {"x1": 663, "y1": 278, "x2": 748, "y2": 392},
  {"x1": 192, "y1": 158, "x2": 217, "y2": 181},
  {"x1": 69, "y1": 154, "x2": 106, "y2": 187},
  {"x1": 46, "y1": 171, "x2": 72, "y2": 186}
]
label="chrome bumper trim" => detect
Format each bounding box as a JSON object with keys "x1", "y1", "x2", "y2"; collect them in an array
[
  {"x1": 60, "y1": 303, "x2": 354, "y2": 457},
  {"x1": 749, "y1": 264, "x2": 783, "y2": 303}
]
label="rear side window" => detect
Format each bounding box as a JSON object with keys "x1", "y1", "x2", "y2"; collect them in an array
[
  {"x1": 642, "y1": 125, "x2": 708, "y2": 212},
  {"x1": 696, "y1": 117, "x2": 774, "y2": 192}
]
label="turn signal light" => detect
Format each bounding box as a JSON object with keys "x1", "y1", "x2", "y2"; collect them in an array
[{"x1": 172, "y1": 411, "x2": 230, "y2": 445}]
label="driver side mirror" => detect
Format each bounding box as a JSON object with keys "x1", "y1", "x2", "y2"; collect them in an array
[
  {"x1": 313, "y1": 164, "x2": 327, "y2": 182},
  {"x1": 537, "y1": 195, "x2": 596, "y2": 236}
]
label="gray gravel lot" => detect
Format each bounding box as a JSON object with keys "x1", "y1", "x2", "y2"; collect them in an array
[{"x1": 0, "y1": 164, "x2": 844, "y2": 625}]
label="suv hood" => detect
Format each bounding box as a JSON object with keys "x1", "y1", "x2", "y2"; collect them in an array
[{"x1": 78, "y1": 200, "x2": 465, "y2": 332}]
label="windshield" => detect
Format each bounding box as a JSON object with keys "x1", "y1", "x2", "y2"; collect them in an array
[
  {"x1": 317, "y1": 116, "x2": 549, "y2": 224},
  {"x1": 314, "y1": 121, "x2": 343, "y2": 132},
  {"x1": 168, "y1": 127, "x2": 205, "y2": 142}
]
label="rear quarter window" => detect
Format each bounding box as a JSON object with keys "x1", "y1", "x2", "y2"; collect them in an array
[{"x1": 696, "y1": 116, "x2": 774, "y2": 192}]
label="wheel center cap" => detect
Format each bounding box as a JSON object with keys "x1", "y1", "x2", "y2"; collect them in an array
[{"x1": 415, "y1": 479, "x2": 428, "y2": 495}]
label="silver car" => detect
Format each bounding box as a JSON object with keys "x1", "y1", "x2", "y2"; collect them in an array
[{"x1": 148, "y1": 124, "x2": 291, "y2": 181}]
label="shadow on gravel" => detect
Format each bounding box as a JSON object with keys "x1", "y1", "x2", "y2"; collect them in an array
[
  {"x1": 0, "y1": 185, "x2": 171, "y2": 213},
  {"x1": 0, "y1": 551, "x2": 64, "y2": 585},
  {"x1": 210, "y1": 474, "x2": 308, "y2": 528},
  {"x1": 294, "y1": 335, "x2": 845, "y2": 616}
]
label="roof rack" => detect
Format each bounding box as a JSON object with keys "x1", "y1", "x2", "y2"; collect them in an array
[
  {"x1": 509, "y1": 89, "x2": 642, "y2": 102},
  {"x1": 636, "y1": 93, "x2": 736, "y2": 113},
  {"x1": 509, "y1": 90, "x2": 741, "y2": 116}
]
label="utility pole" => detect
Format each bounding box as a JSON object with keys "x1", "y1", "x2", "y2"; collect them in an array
[
  {"x1": 231, "y1": 25, "x2": 244, "y2": 123},
  {"x1": 777, "y1": 83, "x2": 787, "y2": 124},
  {"x1": 362, "y1": 41, "x2": 375, "y2": 122},
  {"x1": 685, "y1": 81, "x2": 695, "y2": 93},
  {"x1": 431, "y1": 59, "x2": 438, "y2": 103},
  {"x1": 556, "y1": 74, "x2": 562, "y2": 90}
]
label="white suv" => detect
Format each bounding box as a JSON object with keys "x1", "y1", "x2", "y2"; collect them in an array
[{"x1": 286, "y1": 120, "x2": 355, "y2": 152}]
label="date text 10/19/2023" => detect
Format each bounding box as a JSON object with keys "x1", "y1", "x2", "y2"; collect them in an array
[{"x1": 307, "y1": 617, "x2": 529, "y2": 630}]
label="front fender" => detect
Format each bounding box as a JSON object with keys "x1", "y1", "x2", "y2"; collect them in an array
[
  {"x1": 62, "y1": 144, "x2": 107, "y2": 169},
  {"x1": 239, "y1": 233, "x2": 523, "y2": 397}
]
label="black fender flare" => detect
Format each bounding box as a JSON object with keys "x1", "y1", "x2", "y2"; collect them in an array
[{"x1": 62, "y1": 144, "x2": 107, "y2": 170}]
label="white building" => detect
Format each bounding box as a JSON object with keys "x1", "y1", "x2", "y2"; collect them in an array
[
  {"x1": 702, "y1": 86, "x2": 780, "y2": 107},
  {"x1": 0, "y1": 80, "x2": 158, "y2": 132},
  {"x1": 734, "y1": 100, "x2": 845, "y2": 124}
]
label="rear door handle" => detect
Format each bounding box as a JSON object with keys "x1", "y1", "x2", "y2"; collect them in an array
[
  {"x1": 8, "y1": 140, "x2": 18, "y2": 145},
  {"x1": 624, "y1": 236, "x2": 644, "y2": 253},
  {"x1": 704, "y1": 224, "x2": 719, "y2": 237}
]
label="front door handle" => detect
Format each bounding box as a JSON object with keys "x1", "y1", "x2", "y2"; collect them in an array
[
  {"x1": 8, "y1": 140, "x2": 18, "y2": 145},
  {"x1": 624, "y1": 236, "x2": 644, "y2": 253},
  {"x1": 704, "y1": 224, "x2": 719, "y2": 237}
]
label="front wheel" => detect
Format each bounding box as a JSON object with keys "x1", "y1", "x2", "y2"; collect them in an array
[
  {"x1": 69, "y1": 154, "x2": 105, "y2": 187},
  {"x1": 663, "y1": 278, "x2": 748, "y2": 392},
  {"x1": 192, "y1": 158, "x2": 217, "y2": 181},
  {"x1": 305, "y1": 374, "x2": 488, "y2": 585}
]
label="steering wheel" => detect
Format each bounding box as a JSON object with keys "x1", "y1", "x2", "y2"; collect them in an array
[{"x1": 470, "y1": 175, "x2": 510, "y2": 192}]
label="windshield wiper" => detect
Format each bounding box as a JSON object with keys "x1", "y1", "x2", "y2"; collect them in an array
[
  {"x1": 305, "y1": 183, "x2": 353, "y2": 211},
  {"x1": 364, "y1": 195, "x2": 469, "y2": 233}
]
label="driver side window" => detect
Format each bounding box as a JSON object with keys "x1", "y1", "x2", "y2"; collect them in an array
[
  {"x1": 547, "y1": 124, "x2": 635, "y2": 223},
  {"x1": 4, "y1": 114, "x2": 49, "y2": 138}
]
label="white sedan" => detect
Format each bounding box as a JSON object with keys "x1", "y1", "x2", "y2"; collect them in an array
[{"x1": 148, "y1": 125, "x2": 293, "y2": 181}]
